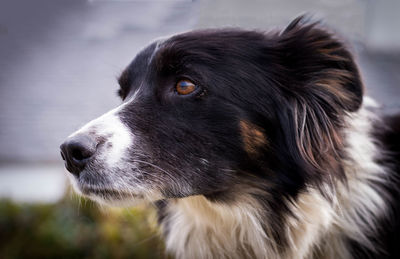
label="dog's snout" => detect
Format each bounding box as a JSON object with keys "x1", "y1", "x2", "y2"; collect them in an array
[{"x1": 60, "y1": 135, "x2": 97, "y2": 176}]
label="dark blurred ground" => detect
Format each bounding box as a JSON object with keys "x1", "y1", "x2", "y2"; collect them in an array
[{"x1": 0, "y1": 194, "x2": 165, "y2": 259}]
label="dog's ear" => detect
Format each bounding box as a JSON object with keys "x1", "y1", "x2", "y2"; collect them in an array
[
  {"x1": 275, "y1": 16, "x2": 364, "y2": 183},
  {"x1": 278, "y1": 15, "x2": 364, "y2": 112}
]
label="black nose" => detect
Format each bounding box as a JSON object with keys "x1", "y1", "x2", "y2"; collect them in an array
[{"x1": 60, "y1": 135, "x2": 97, "y2": 176}]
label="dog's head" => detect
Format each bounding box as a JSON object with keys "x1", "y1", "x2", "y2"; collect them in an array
[{"x1": 60, "y1": 17, "x2": 363, "y2": 206}]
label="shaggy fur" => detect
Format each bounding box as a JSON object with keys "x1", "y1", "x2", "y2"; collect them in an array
[
  {"x1": 61, "y1": 16, "x2": 400, "y2": 258},
  {"x1": 159, "y1": 98, "x2": 392, "y2": 259}
]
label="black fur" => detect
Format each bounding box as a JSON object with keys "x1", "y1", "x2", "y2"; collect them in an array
[
  {"x1": 114, "y1": 17, "x2": 400, "y2": 257},
  {"x1": 367, "y1": 114, "x2": 400, "y2": 259},
  {"x1": 119, "y1": 17, "x2": 361, "y2": 204},
  {"x1": 63, "y1": 16, "x2": 400, "y2": 258}
]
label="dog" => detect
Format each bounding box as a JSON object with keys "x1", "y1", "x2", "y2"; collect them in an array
[{"x1": 60, "y1": 16, "x2": 400, "y2": 258}]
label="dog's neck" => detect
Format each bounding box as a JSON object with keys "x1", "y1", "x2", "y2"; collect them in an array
[
  {"x1": 161, "y1": 98, "x2": 389, "y2": 259},
  {"x1": 164, "y1": 191, "x2": 334, "y2": 259},
  {"x1": 164, "y1": 194, "x2": 276, "y2": 259}
]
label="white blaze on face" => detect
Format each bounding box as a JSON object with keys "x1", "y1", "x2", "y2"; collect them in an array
[
  {"x1": 69, "y1": 97, "x2": 137, "y2": 168},
  {"x1": 96, "y1": 112, "x2": 132, "y2": 167}
]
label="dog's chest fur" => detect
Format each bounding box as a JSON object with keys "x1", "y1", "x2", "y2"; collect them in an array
[{"x1": 157, "y1": 99, "x2": 390, "y2": 259}]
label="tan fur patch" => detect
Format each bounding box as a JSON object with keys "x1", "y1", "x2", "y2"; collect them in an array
[
  {"x1": 239, "y1": 120, "x2": 267, "y2": 155},
  {"x1": 314, "y1": 69, "x2": 355, "y2": 104},
  {"x1": 163, "y1": 194, "x2": 279, "y2": 259}
]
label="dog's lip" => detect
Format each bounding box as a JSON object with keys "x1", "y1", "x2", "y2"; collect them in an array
[{"x1": 78, "y1": 184, "x2": 142, "y2": 199}]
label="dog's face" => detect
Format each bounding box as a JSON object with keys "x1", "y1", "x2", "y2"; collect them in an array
[{"x1": 61, "y1": 17, "x2": 363, "y2": 206}]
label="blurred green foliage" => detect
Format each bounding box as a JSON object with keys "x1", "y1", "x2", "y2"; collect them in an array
[{"x1": 0, "y1": 194, "x2": 167, "y2": 259}]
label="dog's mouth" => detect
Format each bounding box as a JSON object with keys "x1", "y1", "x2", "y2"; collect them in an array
[
  {"x1": 79, "y1": 185, "x2": 144, "y2": 200},
  {"x1": 67, "y1": 171, "x2": 163, "y2": 206}
]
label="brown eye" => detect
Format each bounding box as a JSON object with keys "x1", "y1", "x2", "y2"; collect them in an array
[{"x1": 176, "y1": 80, "x2": 197, "y2": 95}]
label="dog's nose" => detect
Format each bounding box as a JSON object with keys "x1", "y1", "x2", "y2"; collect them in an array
[{"x1": 60, "y1": 135, "x2": 97, "y2": 176}]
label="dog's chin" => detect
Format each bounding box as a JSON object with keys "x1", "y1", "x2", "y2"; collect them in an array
[
  {"x1": 85, "y1": 193, "x2": 147, "y2": 207},
  {"x1": 67, "y1": 173, "x2": 162, "y2": 207}
]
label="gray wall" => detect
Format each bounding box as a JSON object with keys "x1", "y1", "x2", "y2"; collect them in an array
[{"x1": 0, "y1": 0, "x2": 399, "y2": 164}]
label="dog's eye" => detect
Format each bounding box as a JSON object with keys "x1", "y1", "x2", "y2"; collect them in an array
[{"x1": 175, "y1": 80, "x2": 197, "y2": 95}]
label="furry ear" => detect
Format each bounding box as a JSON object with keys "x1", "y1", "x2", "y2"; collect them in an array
[
  {"x1": 276, "y1": 16, "x2": 364, "y2": 184},
  {"x1": 279, "y1": 15, "x2": 364, "y2": 112}
]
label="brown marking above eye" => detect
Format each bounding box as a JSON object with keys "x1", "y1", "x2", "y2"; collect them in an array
[
  {"x1": 176, "y1": 80, "x2": 197, "y2": 95},
  {"x1": 239, "y1": 120, "x2": 268, "y2": 156}
]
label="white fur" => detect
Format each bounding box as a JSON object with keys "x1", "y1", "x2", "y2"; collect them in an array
[
  {"x1": 70, "y1": 106, "x2": 132, "y2": 168},
  {"x1": 164, "y1": 194, "x2": 275, "y2": 259},
  {"x1": 65, "y1": 89, "x2": 167, "y2": 205},
  {"x1": 319, "y1": 96, "x2": 389, "y2": 258},
  {"x1": 69, "y1": 89, "x2": 141, "y2": 168}
]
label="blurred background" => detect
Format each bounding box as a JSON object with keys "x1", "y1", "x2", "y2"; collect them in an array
[{"x1": 0, "y1": 0, "x2": 399, "y2": 258}]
